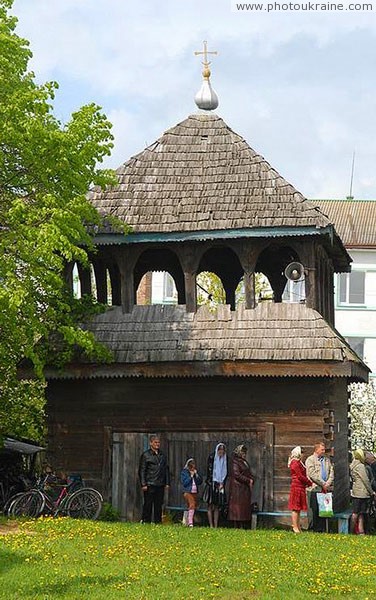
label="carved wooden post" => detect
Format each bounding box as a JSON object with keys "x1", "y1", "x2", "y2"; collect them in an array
[
  {"x1": 63, "y1": 261, "x2": 74, "y2": 294},
  {"x1": 108, "y1": 264, "x2": 121, "y2": 306},
  {"x1": 77, "y1": 263, "x2": 92, "y2": 297},
  {"x1": 179, "y1": 245, "x2": 201, "y2": 313},
  {"x1": 119, "y1": 260, "x2": 135, "y2": 313},
  {"x1": 114, "y1": 247, "x2": 139, "y2": 314},
  {"x1": 184, "y1": 271, "x2": 197, "y2": 313},
  {"x1": 243, "y1": 271, "x2": 256, "y2": 309},
  {"x1": 93, "y1": 260, "x2": 108, "y2": 304},
  {"x1": 300, "y1": 242, "x2": 317, "y2": 311},
  {"x1": 235, "y1": 243, "x2": 259, "y2": 309}
]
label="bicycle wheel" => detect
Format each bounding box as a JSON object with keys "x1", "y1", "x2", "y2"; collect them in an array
[
  {"x1": 65, "y1": 488, "x2": 102, "y2": 520},
  {"x1": 5, "y1": 492, "x2": 26, "y2": 516},
  {"x1": 9, "y1": 489, "x2": 45, "y2": 518}
]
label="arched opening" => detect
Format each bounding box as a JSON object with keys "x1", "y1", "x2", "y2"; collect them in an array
[
  {"x1": 72, "y1": 263, "x2": 81, "y2": 298},
  {"x1": 255, "y1": 245, "x2": 304, "y2": 303},
  {"x1": 198, "y1": 246, "x2": 243, "y2": 310},
  {"x1": 90, "y1": 264, "x2": 97, "y2": 300},
  {"x1": 106, "y1": 268, "x2": 113, "y2": 305},
  {"x1": 236, "y1": 274, "x2": 273, "y2": 305},
  {"x1": 108, "y1": 262, "x2": 121, "y2": 306},
  {"x1": 136, "y1": 271, "x2": 179, "y2": 305},
  {"x1": 137, "y1": 272, "x2": 153, "y2": 305},
  {"x1": 197, "y1": 272, "x2": 226, "y2": 307},
  {"x1": 134, "y1": 249, "x2": 185, "y2": 305}
]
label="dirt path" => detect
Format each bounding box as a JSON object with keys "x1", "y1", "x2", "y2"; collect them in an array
[{"x1": 0, "y1": 521, "x2": 21, "y2": 535}]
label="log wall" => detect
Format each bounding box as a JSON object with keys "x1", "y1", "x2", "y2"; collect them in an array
[{"x1": 46, "y1": 376, "x2": 349, "y2": 518}]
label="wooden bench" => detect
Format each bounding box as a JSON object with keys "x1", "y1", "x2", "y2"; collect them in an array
[
  {"x1": 251, "y1": 510, "x2": 352, "y2": 533},
  {"x1": 166, "y1": 506, "x2": 352, "y2": 533},
  {"x1": 165, "y1": 505, "x2": 208, "y2": 524}
]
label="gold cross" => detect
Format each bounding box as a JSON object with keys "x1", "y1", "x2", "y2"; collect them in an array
[{"x1": 194, "y1": 40, "x2": 217, "y2": 67}]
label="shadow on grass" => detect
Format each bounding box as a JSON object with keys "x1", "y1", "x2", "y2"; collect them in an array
[
  {"x1": 0, "y1": 549, "x2": 25, "y2": 575},
  {"x1": 21, "y1": 574, "x2": 129, "y2": 597}
]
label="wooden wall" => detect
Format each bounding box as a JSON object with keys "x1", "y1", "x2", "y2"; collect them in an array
[{"x1": 46, "y1": 375, "x2": 350, "y2": 518}]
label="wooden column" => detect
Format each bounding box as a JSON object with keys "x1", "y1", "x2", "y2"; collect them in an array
[
  {"x1": 300, "y1": 243, "x2": 317, "y2": 311},
  {"x1": 328, "y1": 379, "x2": 351, "y2": 512},
  {"x1": 93, "y1": 261, "x2": 108, "y2": 304},
  {"x1": 235, "y1": 243, "x2": 259, "y2": 309},
  {"x1": 63, "y1": 261, "x2": 74, "y2": 294},
  {"x1": 244, "y1": 272, "x2": 256, "y2": 309},
  {"x1": 113, "y1": 247, "x2": 139, "y2": 314},
  {"x1": 120, "y1": 262, "x2": 135, "y2": 313},
  {"x1": 328, "y1": 263, "x2": 335, "y2": 326},
  {"x1": 77, "y1": 264, "x2": 92, "y2": 297},
  {"x1": 184, "y1": 271, "x2": 197, "y2": 313},
  {"x1": 178, "y1": 245, "x2": 201, "y2": 313},
  {"x1": 109, "y1": 264, "x2": 121, "y2": 306}
]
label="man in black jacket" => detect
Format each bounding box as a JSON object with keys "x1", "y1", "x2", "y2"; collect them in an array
[{"x1": 138, "y1": 434, "x2": 170, "y2": 523}]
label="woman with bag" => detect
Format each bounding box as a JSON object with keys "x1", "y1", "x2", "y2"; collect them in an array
[
  {"x1": 350, "y1": 448, "x2": 374, "y2": 535},
  {"x1": 227, "y1": 445, "x2": 254, "y2": 528},
  {"x1": 287, "y1": 446, "x2": 312, "y2": 533},
  {"x1": 204, "y1": 443, "x2": 228, "y2": 528}
]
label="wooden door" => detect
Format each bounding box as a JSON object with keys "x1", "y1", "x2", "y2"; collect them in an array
[
  {"x1": 112, "y1": 432, "x2": 147, "y2": 521},
  {"x1": 111, "y1": 430, "x2": 266, "y2": 521}
]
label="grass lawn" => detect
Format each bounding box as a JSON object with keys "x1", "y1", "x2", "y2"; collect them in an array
[{"x1": 1, "y1": 518, "x2": 376, "y2": 599}]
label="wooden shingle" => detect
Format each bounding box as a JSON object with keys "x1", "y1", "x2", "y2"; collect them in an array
[{"x1": 90, "y1": 113, "x2": 330, "y2": 234}]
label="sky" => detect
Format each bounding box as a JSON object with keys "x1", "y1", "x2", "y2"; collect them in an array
[{"x1": 13, "y1": 0, "x2": 376, "y2": 199}]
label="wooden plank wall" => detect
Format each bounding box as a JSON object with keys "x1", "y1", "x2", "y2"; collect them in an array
[
  {"x1": 112, "y1": 431, "x2": 265, "y2": 521},
  {"x1": 46, "y1": 376, "x2": 347, "y2": 516}
]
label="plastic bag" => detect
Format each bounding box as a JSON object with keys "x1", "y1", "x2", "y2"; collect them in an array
[{"x1": 317, "y1": 492, "x2": 333, "y2": 518}]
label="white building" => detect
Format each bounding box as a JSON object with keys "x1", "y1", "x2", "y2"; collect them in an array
[{"x1": 317, "y1": 199, "x2": 376, "y2": 377}]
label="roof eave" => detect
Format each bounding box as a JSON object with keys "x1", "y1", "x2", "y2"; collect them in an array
[{"x1": 44, "y1": 359, "x2": 369, "y2": 382}]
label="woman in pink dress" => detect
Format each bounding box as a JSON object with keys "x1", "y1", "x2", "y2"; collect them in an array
[{"x1": 288, "y1": 446, "x2": 311, "y2": 533}]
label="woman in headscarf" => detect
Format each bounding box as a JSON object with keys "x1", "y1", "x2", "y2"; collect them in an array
[
  {"x1": 350, "y1": 448, "x2": 374, "y2": 534},
  {"x1": 204, "y1": 443, "x2": 228, "y2": 528},
  {"x1": 288, "y1": 446, "x2": 312, "y2": 533},
  {"x1": 227, "y1": 445, "x2": 254, "y2": 528},
  {"x1": 180, "y1": 458, "x2": 203, "y2": 527}
]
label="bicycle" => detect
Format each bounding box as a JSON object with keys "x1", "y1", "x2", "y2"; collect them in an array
[{"x1": 8, "y1": 474, "x2": 103, "y2": 520}]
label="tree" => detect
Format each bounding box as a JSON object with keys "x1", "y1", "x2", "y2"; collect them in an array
[
  {"x1": 0, "y1": 0, "x2": 116, "y2": 441},
  {"x1": 349, "y1": 380, "x2": 376, "y2": 452},
  {"x1": 196, "y1": 272, "x2": 272, "y2": 307}
]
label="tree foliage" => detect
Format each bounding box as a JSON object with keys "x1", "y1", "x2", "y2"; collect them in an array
[
  {"x1": 196, "y1": 272, "x2": 273, "y2": 307},
  {"x1": 350, "y1": 380, "x2": 376, "y2": 452},
  {"x1": 0, "y1": 0, "x2": 115, "y2": 441}
]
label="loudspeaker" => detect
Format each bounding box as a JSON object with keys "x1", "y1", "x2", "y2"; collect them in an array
[{"x1": 284, "y1": 262, "x2": 305, "y2": 282}]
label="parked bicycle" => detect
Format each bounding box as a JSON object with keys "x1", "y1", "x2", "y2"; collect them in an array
[{"x1": 7, "y1": 473, "x2": 103, "y2": 520}]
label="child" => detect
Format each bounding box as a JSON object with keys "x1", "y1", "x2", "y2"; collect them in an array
[{"x1": 180, "y1": 458, "x2": 203, "y2": 527}]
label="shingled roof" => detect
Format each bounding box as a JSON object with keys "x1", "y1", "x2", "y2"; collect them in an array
[
  {"x1": 316, "y1": 199, "x2": 376, "y2": 248},
  {"x1": 46, "y1": 303, "x2": 369, "y2": 381},
  {"x1": 90, "y1": 113, "x2": 331, "y2": 234}
]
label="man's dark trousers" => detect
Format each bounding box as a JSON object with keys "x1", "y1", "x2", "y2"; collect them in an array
[
  {"x1": 308, "y1": 491, "x2": 327, "y2": 532},
  {"x1": 142, "y1": 485, "x2": 165, "y2": 523}
]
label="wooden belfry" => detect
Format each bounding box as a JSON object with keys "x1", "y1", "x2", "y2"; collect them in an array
[{"x1": 47, "y1": 47, "x2": 369, "y2": 521}]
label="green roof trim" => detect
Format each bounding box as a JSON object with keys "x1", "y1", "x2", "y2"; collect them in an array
[{"x1": 94, "y1": 225, "x2": 334, "y2": 246}]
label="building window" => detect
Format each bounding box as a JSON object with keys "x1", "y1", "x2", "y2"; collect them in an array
[
  {"x1": 338, "y1": 271, "x2": 365, "y2": 305},
  {"x1": 163, "y1": 273, "x2": 177, "y2": 302},
  {"x1": 345, "y1": 337, "x2": 365, "y2": 360}
]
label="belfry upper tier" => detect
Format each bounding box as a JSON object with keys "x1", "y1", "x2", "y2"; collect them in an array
[{"x1": 89, "y1": 112, "x2": 347, "y2": 265}]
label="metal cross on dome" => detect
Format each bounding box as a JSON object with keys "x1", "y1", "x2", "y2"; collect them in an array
[{"x1": 194, "y1": 41, "x2": 218, "y2": 78}]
